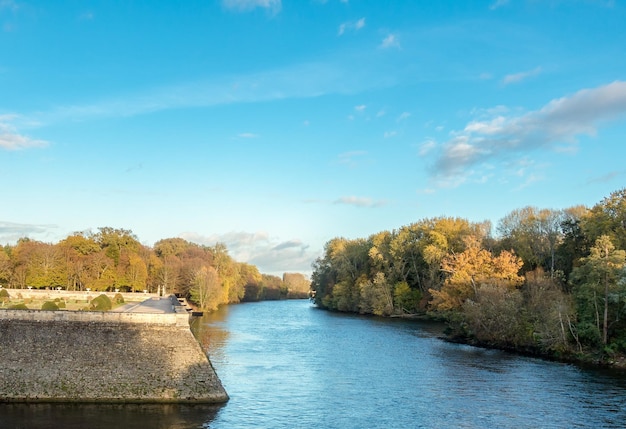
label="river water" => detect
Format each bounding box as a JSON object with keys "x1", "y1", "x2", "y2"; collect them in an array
[{"x1": 3, "y1": 299, "x2": 626, "y2": 428}]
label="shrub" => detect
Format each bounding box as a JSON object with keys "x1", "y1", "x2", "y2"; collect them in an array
[
  {"x1": 113, "y1": 293, "x2": 125, "y2": 304},
  {"x1": 41, "y1": 301, "x2": 59, "y2": 311},
  {"x1": 0, "y1": 289, "x2": 8, "y2": 304},
  {"x1": 8, "y1": 303, "x2": 28, "y2": 310},
  {"x1": 57, "y1": 300, "x2": 66, "y2": 309},
  {"x1": 89, "y1": 294, "x2": 112, "y2": 311}
]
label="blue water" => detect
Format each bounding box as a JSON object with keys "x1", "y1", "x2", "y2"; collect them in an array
[
  {"x1": 3, "y1": 299, "x2": 626, "y2": 428},
  {"x1": 199, "y1": 300, "x2": 626, "y2": 429}
]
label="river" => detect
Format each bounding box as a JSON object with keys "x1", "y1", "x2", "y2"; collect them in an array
[{"x1": 3, "y1": 299, "x2": 626, "y2": 428}]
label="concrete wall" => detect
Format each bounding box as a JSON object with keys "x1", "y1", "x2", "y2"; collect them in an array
[{"x1": 0, "y1": 309, "x2": 228, "y2": 403}]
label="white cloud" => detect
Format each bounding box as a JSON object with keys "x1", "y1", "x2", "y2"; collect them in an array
[
  {"x1": 0, "y1": 221, "x2": 58, "y2": 244},
  {"x1": 237, "y1": 132, "x2": 259, "y2": 138},
  {"x1": 376, "y1": 109, "x2": 386, "y2": 117},
  {"x1": 0, "y1": 117, "x2": 48, "y2": 150},
  {"x1": 489, "y1": 0, "x2": 509, "y2": 10},
  {"x1": 338, "y1": 150, "x2": 367, "y2": 167},
  {"x1": 397, "y1": 112, "x2": 411, "y2": 122},
  {"x1": 180, "y1": 230, "x2": 316, "y2": 275},
  {"x1": 354, "y1": 104, "x2": 367, "y2": 112},
  {"x1": 502, "y1": 66, "x2": 542, "y2": 85},
  {"x1": 383, "y1": 130, "x2": 397, "y2": 138},
  {"x1": 39, "y1": 60, "x2": 400, "y2": 124},
  {"x1": 78, "y1": 11, "x2": 94, "y2": 21},
  {"x1": 334, "y1": 196, "x2": 387, "y2": 208},
  {"x1": 380, "y1": 33, "x2": 400, "y2": 49},
  {"x1": 222, "y1": 0, "x2": 281, "y2": 13},
  {"x1": 419, "y1": 140, "x2": 437, "y2": 156},
  {"x1": 338, "y1": 17, "x2": 365, "y2": 36},
  {"x1": 430, "y1": 81, "x2": 626, "y2": 184}
]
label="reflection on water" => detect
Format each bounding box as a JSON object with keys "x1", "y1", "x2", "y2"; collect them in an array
[{"x1": 0, "y1": 403, "x2": 223, "y2": 429}]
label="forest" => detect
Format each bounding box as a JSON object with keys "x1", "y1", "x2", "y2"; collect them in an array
[
  {"x1": 310, "y1": 188, "x2": 626, "y2": 364},
  {"x1": 0, "y1": 228, "x2": 310, "y2": 311}
]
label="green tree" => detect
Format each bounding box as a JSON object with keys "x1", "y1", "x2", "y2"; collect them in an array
[
  {"x1": 497, "y1": 207, "x2": 566, "y2": 277},
  {"x1": 571, "y1": 235, "x2": 626, "y2": 345}
]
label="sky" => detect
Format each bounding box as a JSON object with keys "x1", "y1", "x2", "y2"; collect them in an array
[{"x1": 1, "y1": 0, "x2": 625, "y2": 276}]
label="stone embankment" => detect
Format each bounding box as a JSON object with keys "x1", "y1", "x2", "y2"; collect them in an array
[{"x1": 0, "y1": 295, "x2": 228, "y2": 403}]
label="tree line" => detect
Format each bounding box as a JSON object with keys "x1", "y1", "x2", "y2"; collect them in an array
[
  {"x1": 310, "y1": 188, "x2": 626, "y2": 363},
  {"x1": 0, "y1": 227, "x2": 310, "y2": 311}
]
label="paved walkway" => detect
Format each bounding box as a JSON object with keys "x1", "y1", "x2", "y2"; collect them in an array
[{"x1": 112, "y1": 296, "x2": 179, "y2": 314}]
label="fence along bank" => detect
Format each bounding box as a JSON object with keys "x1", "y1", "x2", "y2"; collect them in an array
[{"x1": 0, "y1": 296, "x2": 228, "y2": 403}]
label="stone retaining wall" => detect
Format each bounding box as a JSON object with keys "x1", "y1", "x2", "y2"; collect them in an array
[
  {"x1": 1, "y1": 288, "x2": 159, "y2": 302},
  {"x1": 0, "y1": 309, "x2": 228, "y2": 403}
]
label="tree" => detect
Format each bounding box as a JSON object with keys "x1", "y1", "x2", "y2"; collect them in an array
[
  {"x1": 497, "y1": 207, "x2": 566, "y2": 277},
  {"x1": 430, "y1": 236, "x2": 523, "y2": 311},
  {"x1": 571, "y1": 235, "x2": 626, "y2": 345},
  {"x1": 359, "y1": 272, "x2": 393, "y2": 316},
  {"x1": 119, "y1": 250, "x2": 148, "y2": 292},
  {"x1": 0, "y1": 248, "x2": 11, "y2": 286},
  {"x1": 58, "y1": 233, "x2": 100, "y2": 291},
  {"x1": 582, "y1": 188, "x2": 626, "y2": 251},
  {"x1": 283, "y1": 272, "x2": 310, "y2": 298},
  {"x1": 190, "y1": 266, "x2": 221, "y2": 311},
  {"x1": 524, "y1": 269, "x2": 576, "y2": 353}
]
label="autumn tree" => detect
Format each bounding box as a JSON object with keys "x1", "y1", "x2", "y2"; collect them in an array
[
  {"x1": 0, "y1": 248, "x2": 11, "y2": 286},
  {"x1": 190, "y1": 266, "x2": 221, "y2": 311},
  {"x1": 430, "y1": 236, "x2": 523, "y2": 312},
  {"x1": 283, "y1": 272, "x2": 310, "y2": 298},
  {"x1": 58, "y1": 233, "x2": 100, "y2": 291}
]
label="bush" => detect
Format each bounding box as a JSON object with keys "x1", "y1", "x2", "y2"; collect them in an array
[
  {"x1": 0, "y1": 289, "x2": 9, "y2": 299},
  {"x1": 89, "y1": 294, "x2": 112, "y2": 311},
  {"x1": 57, "y1": 300, "x2": 66, "y2": 309},
  {"x1": 8, "y1": 303, "x2": 28, "y2": 310},
  {"x1": 41, "y1": 301, "x2": 59, "y2": 311},
  {"x1": 113, "y1": 293, "x2": 125, "y2": 304}
]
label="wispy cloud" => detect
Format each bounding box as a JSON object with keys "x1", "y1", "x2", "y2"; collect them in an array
[
  {"x1": 0, "y1": 116, "x2": 48, "y2": 150},
  {"x1": 78, "y1": 11, "x2": 94, "y2": 21},
  {"x1": 354, "y1": 104, "x2": 367, "y2": 112},
  {"x1": 383, "y1": 130, "x2": 397, "y2": 138},
  {"x1": 338, "y1": 17, "x2": 365, "y2": 36},
  {"x1": 237, "y1": 132, "x2": 259, "y2": 138},
  {"x1": 333, "y1": 196, "x2": 387, "y2": 208},
  {"x1": 380, "y1": 33, "x2": 400, "y2": 49},
  {"x1": 180, "y1": 230, "x2": 316, "y2": 274},
  {"x1": 502, "y1": 66, "x2": 542, "y2": 85},
  {"x1": 586, "y1": 170, "x2": 624, "y2": 185},
  {"x1": 222, "y1": 0, "x2": 281, "y2": 13},
  {"x1": 35, "y1": 60, "x2": 400, "y2": 125},
  {"x1": 430, "y1": 81, "x2": 626, "y2": 185},
  {"x1": 0, "y1": 0, "x2": 18, "y2": 12},
  {"x1": 0, "y1": 221, "x2": 57, "y2": 244},
  {"x1": 338, "y1": 150, "x2": 367, "y2": 167},
  {"x1": 418, "y1": 140, "x2": 437, "y2": 156},
  {"x1": 397, "y1": 112, "x2": 411, "y2": 122},
  {"x1": 489, "y1": 0, "x2": 509, "y2": 10}
]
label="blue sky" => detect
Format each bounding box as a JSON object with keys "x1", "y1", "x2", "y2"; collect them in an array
[{"x1": 1, "y1": 0, "x2": 625, "y2": 275}]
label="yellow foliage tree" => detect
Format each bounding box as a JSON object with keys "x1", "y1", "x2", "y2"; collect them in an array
[{"x1": 430, "y1": 237, "x2": 523, "y2": 311}]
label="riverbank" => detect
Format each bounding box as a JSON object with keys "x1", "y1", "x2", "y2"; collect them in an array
[{"x1": 315, "y1": 304, "x2": 626, "y2": 370}]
